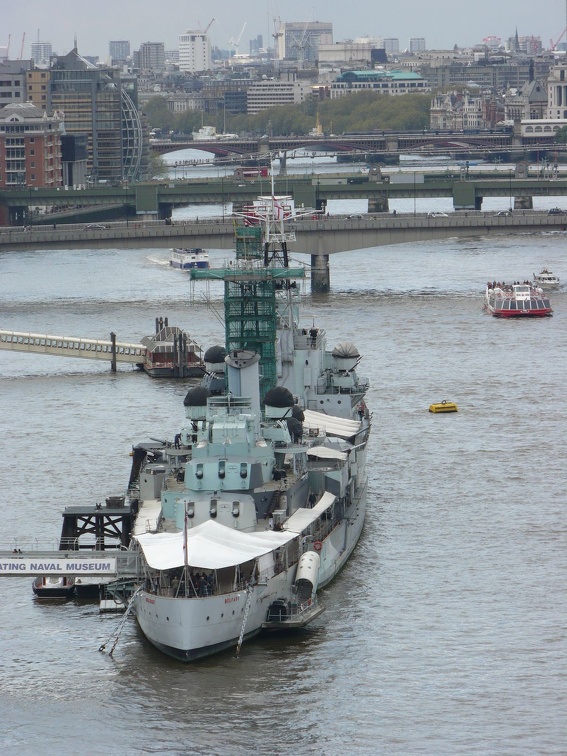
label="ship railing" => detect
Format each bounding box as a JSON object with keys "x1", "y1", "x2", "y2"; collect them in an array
[
  {"x1": 294, "y1": 331, "x2": 325, "y2": 349},
  {"x1": 293, "y1": 595, "x2": 319, "y2": 618},
  {"x1": 316, "y1": 384, "x2": 359, "y2": 396},
  {"x1": 4, "y1": 537, "x2": 63, "y2": 552}
]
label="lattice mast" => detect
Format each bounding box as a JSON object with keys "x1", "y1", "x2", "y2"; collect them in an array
[{"x1": 190, "y1": 179, "x2": 305, "y2": 399}]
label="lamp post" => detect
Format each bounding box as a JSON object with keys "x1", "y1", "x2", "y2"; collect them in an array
[
  {"x1": 509, "y1": 168, "x2": 513, "y2": 212},
  {"x1": 413, "y1": 172, "x2": 417, "y2": 216}
]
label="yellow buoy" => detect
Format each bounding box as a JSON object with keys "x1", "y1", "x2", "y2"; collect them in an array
[{"x1": 429, "y1": 400, "x2": 458, "y2": 413}]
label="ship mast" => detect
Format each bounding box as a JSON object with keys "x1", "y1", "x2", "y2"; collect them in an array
[{"x1": 189, "y1": 181, "x2": 305, "y2": 399}]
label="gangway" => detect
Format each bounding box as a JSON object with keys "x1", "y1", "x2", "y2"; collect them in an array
[
  {"x1": 0, "y1": 319, "x2": 206, "y2": 377},
  {"x1": 0, "y1": 329, "x2": 145, "y2": 365}
]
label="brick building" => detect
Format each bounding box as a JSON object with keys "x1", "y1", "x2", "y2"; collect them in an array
[{"x1": 0, "y1": 102, "x2": 63, "y2": 189}]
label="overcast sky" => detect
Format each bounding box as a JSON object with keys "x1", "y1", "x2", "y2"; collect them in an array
[{"x1": 3, "y1": 0, "x2": 567, "y2": 60}]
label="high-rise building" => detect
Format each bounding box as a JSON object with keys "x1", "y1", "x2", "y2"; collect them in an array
[
  {"x1": 409, "y1": 38, "x2": 426, "y2": 53},
  {"x1": 179, "y1": 30, "x2": 211, "y2": 73},
  {"x1": 49, "y1": 48, "x2": 145, "y2": 182},
  {"x1": 109, "y1": 40, "x2": 130, "y2": 65},
  {"x1": 277, "y1": 22, "x2": 333, "y2": 63},
  {"x1": 383, "y1": 38, "x2": 400, "y2": 55},
  {"x1": 138, "y1": 42, "x2": 165, "y2": 72},
  {"x1": 30, "y1": 40, "x2": 52, "y2": 68},
  {"x1": 250, "y1": 35, "x2": 263, "y2": 56}
]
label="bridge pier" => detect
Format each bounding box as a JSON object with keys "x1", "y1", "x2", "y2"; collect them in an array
[
  {"x1": 514, "y1": 195, "x2": 533, "y2": 210},
  {"x1": 368, "y1": 195, "x2": 389, "y2": 213},
  {"x1": 311, "y1": 250, "x2": 330, "y2": 293},
  {"x1": 110, "y1": 332, "x2": 117, "y2": 372}
]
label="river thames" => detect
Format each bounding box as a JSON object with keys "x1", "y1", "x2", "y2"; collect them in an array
[{"x1": 0, "y1": 189, "x2": 566, "y2": 753}]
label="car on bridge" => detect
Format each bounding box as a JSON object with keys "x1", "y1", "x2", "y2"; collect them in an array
[
  {"x1": 84, "y1": 223, "x2": 108, "y2": 230},
  {"x1": 547, "y1": 207, "x2": 564, "y2": 215},
  {"x1": 427, "y1": 212, "x2": 449, "y2": 218}
]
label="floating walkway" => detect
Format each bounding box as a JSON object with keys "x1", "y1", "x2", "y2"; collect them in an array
[
  {"x1": 0, "y1": 319, "x2": 205, "y2": 378},
  {"x1": 0, "y1": 329, "x2": 144, "y2": 364}
]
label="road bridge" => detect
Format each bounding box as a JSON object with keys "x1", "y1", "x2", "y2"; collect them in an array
[{"x1": 1, "y1": 211, "x2": 564, "y2": 292}]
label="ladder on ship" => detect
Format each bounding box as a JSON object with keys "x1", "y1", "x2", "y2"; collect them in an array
[{"x1": 235, "y1": 583, "x2": 255, "y2": 658}]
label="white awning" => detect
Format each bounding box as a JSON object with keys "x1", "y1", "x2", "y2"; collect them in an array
[
  {"x1": 307, "y1": 445, "x2": 348, "y2": 461},
  {"x1": 134, "y1": 519, "x2": 295, "y2": 571},
  {"x1": 303, "y1": 409, "x2": 361, "y2": 439},
  {"x1": 284, "y1": 491, "x2": 336, "y2": 533}
]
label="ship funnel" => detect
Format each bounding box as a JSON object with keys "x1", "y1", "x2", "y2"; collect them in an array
[{"x1": 225, "y1": 350, "x2": 261, "y2": 422}]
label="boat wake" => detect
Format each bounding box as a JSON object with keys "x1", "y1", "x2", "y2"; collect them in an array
[{"x1": 146, "y1": 256, "x2": 170, "y2": 267}]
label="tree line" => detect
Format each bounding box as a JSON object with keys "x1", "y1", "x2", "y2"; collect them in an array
[{"x1": 144, "y1": 91, "x2": 432, "y2": 138}]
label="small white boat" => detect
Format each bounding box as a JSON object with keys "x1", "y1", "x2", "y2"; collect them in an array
[
  {"x1": 169, "y1": 248, "x2": 209, "y2": 270},
  {"x1": 32, "y1": 575, "x2": 75, "y2": 599},
  {"x1": 533, "y1": 269, "x2": 560, "y2": 288}
]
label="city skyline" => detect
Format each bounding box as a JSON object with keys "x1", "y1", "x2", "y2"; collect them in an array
[{"x1": 2, "y1": 0, "x2": 567, "y2": 62}]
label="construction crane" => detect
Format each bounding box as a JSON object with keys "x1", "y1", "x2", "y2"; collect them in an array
[
  {"x1": 550, "y1": 28, "x2": 567, "y2": 50},
  {"x1": 202, "y1": 18, "x2": 215, "y2": 35},
  {"x1": 228, "y1": 22, "x2": 247, "y2": 58},
  {"x1": 295, "y1": 16, "x2": 313, "y2": 64},
  {"x1": 18, "y1": 32, "x2": 25, "y2": 60},
  {"x1": 550, "y1": 0, "x2": 567, "y2": 50}
]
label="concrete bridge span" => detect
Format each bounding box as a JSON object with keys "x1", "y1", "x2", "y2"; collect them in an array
[{"x1": 1, "y1": 211, "x2": 563, "y2": 292}]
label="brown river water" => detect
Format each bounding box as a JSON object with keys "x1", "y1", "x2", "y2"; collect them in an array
[{"x1": 0, "y1": 227, "x2": 565, "y2": 754}]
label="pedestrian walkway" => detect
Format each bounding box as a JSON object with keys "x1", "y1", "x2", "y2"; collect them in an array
[{"x1": 0, "y1": 329, "x2": 144, "y2": 364}]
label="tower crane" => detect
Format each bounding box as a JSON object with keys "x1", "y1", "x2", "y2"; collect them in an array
[
  {"x1": 295, "y1": 16, "x2": 313, "y2": 64},
  {"x1": 229, "y1": 22, "x2": 247, "y2": 58},
  {"x1": 550, "y1": 0, "x2": 567, "y2": 50},
  {"x1": 202, "y1": 18, "x2": 215, "y2": 35},
  {"x1": 550, "y1": 28, "x2": 567, "y2": 50}
]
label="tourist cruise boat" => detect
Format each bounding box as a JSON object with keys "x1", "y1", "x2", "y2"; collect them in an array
[
  {"x1": 484, "y1": 282, "x2": 553, "y2": 317},
  {"x1": 169, "y1": 248, "x2": 209, "y2": 270},
  {"x1": 533, "y1": 269, "x2": 560, "y2": 288},
  {"x1": 121, "y1": 193, "x2": 371, "y2": 661}
]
